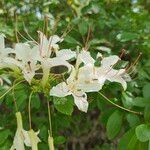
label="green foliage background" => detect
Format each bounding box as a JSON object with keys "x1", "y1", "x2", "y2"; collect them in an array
[{"x1": 0, "y1": 0, "x2": 150, "y2": 149}]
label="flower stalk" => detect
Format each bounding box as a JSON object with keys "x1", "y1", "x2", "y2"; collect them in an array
[{"x1": 47, "y1": 100, "x2": 55, "y2": 150}]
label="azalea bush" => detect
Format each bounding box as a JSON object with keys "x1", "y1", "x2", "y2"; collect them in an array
[{"x1": 0, "y1": 0, "x2": 150, "y2": 150}]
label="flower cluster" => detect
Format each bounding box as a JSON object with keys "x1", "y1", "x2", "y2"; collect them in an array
[
  {"x1": 0, "y1": 33, "x2": 74, "y2": 84},
  {"x1": 0, "y1": 32, "x2": 130, "y2": 149},
  {"x1": 0, "y1": 33, "x2": 130, "y2": 113}
]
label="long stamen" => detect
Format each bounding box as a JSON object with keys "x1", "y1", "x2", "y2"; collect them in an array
[
  {"x1": 84, "y1": 26, "x2": 91, "y2": 51},
  {"x1": 23, "y1": 22, "x2": 38, "y2": 44},
  {"x1": 14, "y1": 12, "x2": 19, "y2": 43},
  {"x1": 61, "y1": 23, "x2": 73, "y2": 39},
  {"x1": 104, "y1": 49, "x2": 124, "y2": 76},
  {"x1": 48, "y1": 35, "x2": 53, "y2": 56},
  {"x1": 38, "y1": 31, "x2": 44, "y2": 56},
  {"x1": 125, "y1": 52, "x2": 142, "y2": 73},
  {"x1": 17, "y1": 31, "x2": 29, "y2": 42},
  {"x1": 98, "y1": 92, "x2": 143, "y2": 115},
  {"x1": 119, "y1": 49, "x2": 126, "y2": 58},
  {"x1": 44, "y1": 15, "x2": 49, "y2": 37}
]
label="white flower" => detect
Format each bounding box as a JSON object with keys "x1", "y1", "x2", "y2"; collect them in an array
[
  {"x1": 5, "y1": 43, "x2": 39, "y2": 83},
  {"x1": 50, "y1": 65, "x2": 102, "y2": 113},
  {"x1": 50, "y1": 50, "x2": 101, "y2": 112},
  {"x1": 37, "y1": 32, "x2": 75, "y2": 86}
]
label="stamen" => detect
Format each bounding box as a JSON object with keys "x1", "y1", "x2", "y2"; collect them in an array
[
  {"x1": 61, "y1": 24, "x2": 73, "y2": 39},
  {"x1": 14, "y1": 12, "x2": 19, "y2": 43},
  {"x1": 48, "y1": 35, "x2": 53, "y2": 56},
  {"x1": 125, "y1": 52, "x2": 142, "y2": 73},
  {"x1": 17, "y1": 31, "x2": 29, "y2": 42},
  {"x1": 23, "y1": 22, "x2": 38, "y2": 44},
  {"x1": 38, "y1": 31, "x2": 44, "y2": 56},
  {"x1": 119, "y1": 49, "x2": 126, "y2": 59},
  {"x1": 44, "y1": 15, "x2": 49, "y2": 36},
  {"x1": 84, "y1": 26, "x2": 91, "y2": 51}
]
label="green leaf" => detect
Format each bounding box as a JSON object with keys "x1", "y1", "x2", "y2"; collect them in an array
[
  {"x1": 106, "y1": 110, "x2": 123, "y2": 139},
  {"x1": 54, "y1": 136, "x2": 66, "y2": 144},
  {"x1": 64, "y1": 36, "x2": 78, "y2": 44},
  {"x1": 136, "y1": 141, "x2": 149, "y2": 150},
  {"x1": 78, "y1": 20, "x2": 88, "y2": 36},
  {"x1": 122, "y1": 92, "x2": 134, "y2": 108},
  {"x1": 127, "y1": 134, "x2": 138, "y2": 150},
  {"x1": 31, "y1": 94, "x2": 41, "y2": 109},
  {"x1": 143, "y1": 84, "x2": 150, "y2": 99},
  {"x1": 0, "y1": 129, "x2": 11, "y2": 145},
  {"x1": 132, "y1": 97, "x2": 150, "y2": 107},
  {"x1": 0, "y1": 140, "x2": 11, "y2": 150},
  {"x1": 117, "y1": 32, "x2": 138, "y2": 42},
  {"x1": 118, "y1": 128, "x2": 137, "y2": 150},
  {"x1": 144, "y1": 105, "x2": 150, "y2": 123},
  {"x1": 126, "y1": 114, "x2": 140, "y2": 127},
  {"x1": 136, "y1": 124, "x2": 150, "y2": 142},
  {"x1": 53, "y1": 97, "x2": 74, "y2": 115}
]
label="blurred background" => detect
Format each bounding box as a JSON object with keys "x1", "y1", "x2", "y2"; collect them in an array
[{"x1": 0, "y1": 0, "x2": 150, "y2": 150}]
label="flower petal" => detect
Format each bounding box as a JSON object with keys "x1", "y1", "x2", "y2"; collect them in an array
[
  {"x1": 101, "y1": 55, "x2": 120, "y2": 68},
  {"x1": 77, "y1": 50, "x2": 95, "y2": 66},
  {"x1": 56, "y1": 49, "x2": 76, "y2": 60},
  {"x1": 72, "y1": 91, "x2": 88, "y2": 112},
  {"x1": 22, "y1": 130, "x2": 31, "y2": 147},
  {"x1": 15, "y1": 43, "x2": 31, "y2": 61},
  {"x1": 38, "y1": 31, "x2": 49, "y2": 57},
  {"x1": 49, "y1": 35, "x2": 62, "y2": 44},
  {"x1": 23, "y1": 129, "x2": 40, "y2": 148},
  {"x1": 106, "y1": 69, "x2": 127, "y2": 90},
  {"x1": 10, "y1": 130, "x2": 25, "y2": 150},
  {"x1": 50, "y1": 82, "x2": 71, "y2": 97}
]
